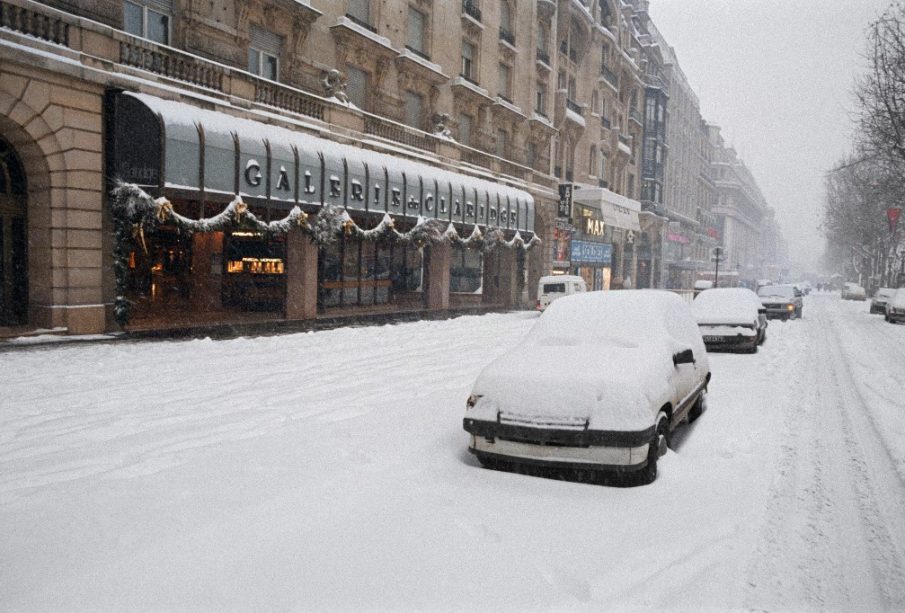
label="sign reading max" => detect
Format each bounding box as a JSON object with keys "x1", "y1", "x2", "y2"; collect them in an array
[{"x1": 111, "y1": 91, "x2": 536, "y2": 235}]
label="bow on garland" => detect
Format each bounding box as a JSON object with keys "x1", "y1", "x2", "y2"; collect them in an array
[{"x1": 110, "y1": 182, "x2": 540, "y2": 324}]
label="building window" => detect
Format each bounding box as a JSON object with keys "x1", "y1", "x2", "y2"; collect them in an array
[
  {"x1": 458, "y1": 113, "x2": 472, "y2": 146},
  {"x1": 499, "y1": 0, "x2": 514, "y2": 43},
  {"x1": 628, "y1": 174, "x2": 635, "y2": 198},
  {"x1": 557, "y1": 70, "x2": 566, "y2": 90},
  {"x1": 537, "y1": 23, "x2": 548, "y2": 53},
  {"x1": 498, "y1": 63, "x2": 511, "y2": 100},
  {"x1": 450, "y1": 246, "x2": 483, "y2": 294},
  {"x1": 599, "y1": 154, "x2": 607, "y2": 183},
  {"x1": 591, "y1": 90, "x2": 599, "y2": 114},
  {"x1": 407, "y1": 6, "x2": 427, "y2": 56},
  {"x1": 589, "y1": 146, "x2": 597, "y2": 176},
  {"x1": 248, "y1": 25, "x2": 282, "y2": 81},
  {"x1": 347, "y1": 0, "x2": 371, "y2": 27},
  {"x1": 567, "y1": 76, "x2": 576, "y2": 101},
  {"x1": 461, "y1": 41, "x2": 476, "y2": 81},
  {"x1": 496, "y1": 129, "x2": 508, "y2": 158},
  {"x1": 123, "y1": 0, "x2": 171, "y2": 45},
  {"x1": 346, "y1": 65, "x2": 368, "y2": 110},
  {"x1": 405, "y1": 91, "x2": 423, "y2": 130},
  {"x1": 527, "y1": 142, "x2": 537, "y2": 168},
  {"x1": 535, "y1": 82, "x2": 546, "y2": 115}
]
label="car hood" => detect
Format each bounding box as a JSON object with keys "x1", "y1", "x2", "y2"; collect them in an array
[
  {"x1": 759, "y1": 295, "x2": 796, "y2": 304},
  {"x1": 468, "y1": 343, "x2": 674, "y2": 432}
]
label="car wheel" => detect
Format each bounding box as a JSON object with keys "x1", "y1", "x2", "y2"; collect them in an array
[
  {"x1": 688, "y1": 392, "x2": 706, "y2": 422},
  {"x1": 637, "y1": 412, "x2": 669, "y2": 485}
]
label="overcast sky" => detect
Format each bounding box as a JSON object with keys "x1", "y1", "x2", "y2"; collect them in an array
[{"x1": 649, "y1": 0, "x2": 891, "y2": 272}]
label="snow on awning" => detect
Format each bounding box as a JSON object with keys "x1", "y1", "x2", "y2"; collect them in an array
[
  {"x1": 572, "y1": 187, "x2": 641, "y2": 233},
  {"x1": 109, "y1": 91, "x2": 535, "y2": 235}
]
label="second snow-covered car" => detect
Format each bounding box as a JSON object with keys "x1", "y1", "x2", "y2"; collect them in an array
[
  {"x1": 870, "y1": 287, "x2": 896, "y2": 314},
  {"x1": 692, "y1": 287, "x2": 767, "y2": 353},
  {"x1": 885, "y1": 288, "x2": 905, "y2": 323},
  {"x1": 463, "y1": 290, "x2": 711, "y2": 485},
  {"x1": 757, "y1": 284, "x2": 803, "y2": 320},
  {"x1": 841, "y1": 282, "x2": 867, "y2": 301}
]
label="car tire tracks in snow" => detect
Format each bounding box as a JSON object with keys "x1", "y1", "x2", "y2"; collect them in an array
[{"x1": 743, "y1": 295, "x2": 905, "y2": 610}]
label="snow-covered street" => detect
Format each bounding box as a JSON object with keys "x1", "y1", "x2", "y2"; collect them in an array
[{"x1": 2, "y1": 292, "x2": 905, "y2": 611}]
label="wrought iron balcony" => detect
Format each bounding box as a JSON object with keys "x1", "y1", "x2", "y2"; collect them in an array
[
  {"x1": 462, "y1": 0, "x2": 481, "y2": 22},
  {"x1": 344, "y1": 13, "x2": 376, "y2": 33},
  {"x1": 499, "y1": 27, "x2": 515, "y2": 46},
  {"x1": 536, "y1": 48, "x2": 550, "y2": 65},
  {"x1": 600, "y1": 64, "x2": 618, "y2": 88},
  {"x1": 566, "y1": 98, "x2": 583, "y2": 115}
]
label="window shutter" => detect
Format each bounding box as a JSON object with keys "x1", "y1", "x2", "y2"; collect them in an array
[{"x1": 249, "y1": 24, "x2": 282, "y2": 55}]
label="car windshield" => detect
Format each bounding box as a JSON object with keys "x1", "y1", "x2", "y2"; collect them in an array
[{"x1": 757, "y1": 285, "x2": 795, "y2": 298}]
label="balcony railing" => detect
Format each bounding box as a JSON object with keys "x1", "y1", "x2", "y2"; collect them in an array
[
  {"x1": 566, "y1": 98, "x2": 583, "y2": 114},
  {"x1": 618, "y1": 133, "x2": 631, "y2": 146},
  {"x1": 499, "y1": 27, "x2": 515, "y2": 46},
  {"x1": 0, "y1": 0, "x2": 69, "y2": 46},
  {"x1": 601, "y1": 116, "x2": 612, "y2": 129},
  {"x1": 120, "y1": 39, "x2": 225, "y2": 91},
  {"x1": 600, "y1": 64, "x2": 618, "y2": 88},
  {"x1": 462, "y1": 0, "x2": 481, "y2": 22},
  {"x1": 365, "y1": 116, "x2": 437, "y2": 154},
  {"x1": 629, "y1": 108, "x2": 642, "y2": 124},
  {"x1": 536, "y1": 48, "x2": 550, "y2": 65},
  {"x1": 254, "y1": 77, "x2": 325, "y2": 121}
]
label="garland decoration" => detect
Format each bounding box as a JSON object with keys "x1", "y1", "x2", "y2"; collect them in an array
[{"x1": 110, "y1": 181, "x2": 540, "y2": 325}]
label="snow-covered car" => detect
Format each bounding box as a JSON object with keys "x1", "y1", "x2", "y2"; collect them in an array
[
  {"x1": 692, "y1": 287, "x2": 767, "y2": 353},
  {"x1": 463, "y1": 290, "x2": 711, "y2": 485},
  {"x1": 841, "y1": 282, "x2": 867, "y2": 301},
  {"x1": 885, "y1": 288, "x2": 905, "y2": 323},
  {"x1": 757, "y1": 284, "x2": 803, "y2": 320},
  {"x1": 870, "y1": 287, "x2": 896, "y2": 314}
]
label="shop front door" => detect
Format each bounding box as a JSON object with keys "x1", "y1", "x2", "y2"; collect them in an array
[{"x1": 0, "y1": 139, "x2": 27, "y2": 327}]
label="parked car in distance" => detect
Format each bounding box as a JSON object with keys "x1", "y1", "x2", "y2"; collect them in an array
[
  {"x1": 757, "y1": 284, "x2": 803, "y2": 320},
  {"x1": 885, "y1": 288, "x2": 905, "y2": 323},
  {"x1": 692, "y1": 288, "x2": 767, "y2": 353},
  {"x1": 841, "y1": 282, "x2": 867, "y2": 301},
  {"x1": 464, "y1": 290, "x2": 711, "y2": 485},
  {"x1": 871, "y1": 288, "x2": 896, "y2": 314},
  {"x1": 536, "y1": 274, "x2": 586, "y2": 311}
]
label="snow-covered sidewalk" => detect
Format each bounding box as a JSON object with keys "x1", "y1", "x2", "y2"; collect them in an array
[{"x1": 1, "y1": 294, "x2": 904, "y2": 610}]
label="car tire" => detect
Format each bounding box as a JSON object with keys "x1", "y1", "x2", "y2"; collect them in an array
[
  {"x1": 688, "y1": 392, "x2": 706, "y2": 422},
  {"x1": 637, "y1": 412, "x2": 669, "y2": 486}
]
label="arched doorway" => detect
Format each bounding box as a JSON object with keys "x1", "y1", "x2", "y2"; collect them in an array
[{"x1": 0, "y1": 138, "x2": 27, "y2": 326}]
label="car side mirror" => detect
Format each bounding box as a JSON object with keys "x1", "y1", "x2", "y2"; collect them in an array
[{"x1": 673, "y1": 348, "x2": 695, "y2": 366}]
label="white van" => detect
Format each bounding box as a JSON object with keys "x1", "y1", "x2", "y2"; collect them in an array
[{"x1": 536, "y1": 275, "x2": 587, "y2": 311}]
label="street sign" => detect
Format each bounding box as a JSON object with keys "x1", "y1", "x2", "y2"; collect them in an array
[
  {"x1": 558, "y1": 184, "x2": 573, "y2": 219},
  {"x1": 710, "y1": 246, "x2": 727, "y2": 262}
]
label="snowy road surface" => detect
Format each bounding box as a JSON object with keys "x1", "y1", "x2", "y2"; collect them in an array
[{"x1": 2, "y1": 292, "x2": 905, "y2": 610}]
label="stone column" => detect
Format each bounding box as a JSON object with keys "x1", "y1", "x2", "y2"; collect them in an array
[
  {"x1": 191, "y1": 232, "x2": 223, "y2": 311},
  {"x1": 285, "y1": 227, "x2": 318, "y2": 320},
  {"x1": 425, "y1": 242, "x2": 451, "y2": 310}
]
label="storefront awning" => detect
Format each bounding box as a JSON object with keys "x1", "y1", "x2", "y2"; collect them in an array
[
  {"x1": 571, "y1": 187, "x2": 641, "y2": 233},
  {"x1": 109, "y1": 91, "x2": 535, "y2": 235}
]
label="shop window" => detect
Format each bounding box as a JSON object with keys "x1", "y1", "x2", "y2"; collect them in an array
[
  {"x1": 223, "y1": 231, "x2": 286, "y2": 311},
  {"x1": 450, "y1": 246, "x2": 483, "y2": 294},
  {"x1": 248, "y1": 25, "x2": 282, "y2": 81},
  {"x1": 123, "y1": 0, "x2": 171, "y2": 45},
  {"x1": 391, "y1": 244, "x2": 423, "y2": 293}
]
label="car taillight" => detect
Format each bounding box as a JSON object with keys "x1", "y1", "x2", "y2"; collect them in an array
[{"x1": 536, "y1": 300, "x2": 542, "y2": 310}]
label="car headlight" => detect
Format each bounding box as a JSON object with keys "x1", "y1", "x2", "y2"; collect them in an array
[
  {"x1": 787, "y1": 303, "x2": 795, "y2": 311},
  {"x1": 466, "y1": 394, "x2": 482, "y2": 409}
]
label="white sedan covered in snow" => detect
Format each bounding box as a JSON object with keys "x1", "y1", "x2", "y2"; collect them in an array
[
  {"x1": 463, "y1": 290, "x2": 711, "y2": 485},
  {"x1": 692, "y1": 287, "x2": 767, "y2": 353}
]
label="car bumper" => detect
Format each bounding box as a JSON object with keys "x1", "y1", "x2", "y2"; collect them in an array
[
  {"x1": 702, "y1": 334, "x2": 758, "y2": 351},
  {"x1": 463, "y1": 419, "x2": 654, "y2": 472},
  {"x1": 763, "y1": 308, "x2": 795, "y2": 319},
  {"x1": 870, "y1": 304, "x2": 886, "y2": 313}
]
